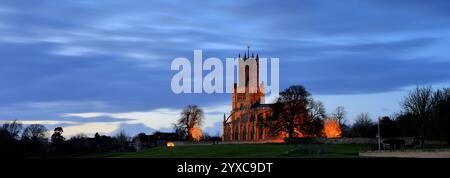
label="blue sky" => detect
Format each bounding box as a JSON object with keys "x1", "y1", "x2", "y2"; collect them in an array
[{"x1": 1, "y1": 0, "x2": 449, "y2": 137}]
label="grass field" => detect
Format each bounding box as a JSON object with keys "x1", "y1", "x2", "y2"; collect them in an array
[{"x1": 80, "y1": 144, "x2": 375, "y2": 158}]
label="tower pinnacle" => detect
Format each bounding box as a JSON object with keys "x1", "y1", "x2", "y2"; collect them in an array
[{"x1": 247, "y1": 45, "x2": 250, "y2": 58}]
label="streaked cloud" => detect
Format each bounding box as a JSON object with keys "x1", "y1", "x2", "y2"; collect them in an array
[
  {"x1": 60, "y1": 103, "x2": 231, "y2": 136},
  {"x1": 51, "y1": 46, "x2": 103, "y2": 56},
  {"x1": 62, "y1": 122, "x2": 123, "y2": 137},
  {"x1": 0, "y1": 0, "x2": 449, "y2": 137}
]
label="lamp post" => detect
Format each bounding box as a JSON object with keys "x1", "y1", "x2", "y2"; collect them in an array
[{"x1": 377, "y1": 118, "x2": 381, "y2": 151}]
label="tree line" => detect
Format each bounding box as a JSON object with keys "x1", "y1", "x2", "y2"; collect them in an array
[
  {"x1": 0, "y1": 122, "x2": 140, "y2": 157},
  {"x1": 1, "y1": 85, "x2": 448, "y2": 156},
  {"x1": 346, "y1": 86, "x2": 449, "y2": 147},
  {"x1": 0, "y1": 102, "x2": 220, "y2": 157},
  {"x1": 266, "y1": 85, "x2": 449, "y2": 147}
]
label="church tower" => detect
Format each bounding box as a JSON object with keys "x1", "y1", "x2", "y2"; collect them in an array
[
  {"x1": 224, "y1": 48, "x2": 278, "y2": 143},
  {"x1": 232, "y1": 46, "x2": 265, "y2": 112}
]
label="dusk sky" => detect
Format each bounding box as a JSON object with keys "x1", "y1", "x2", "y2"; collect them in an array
[{"x1": 1, "y1": 0, "x2": 450, "y2": 137}]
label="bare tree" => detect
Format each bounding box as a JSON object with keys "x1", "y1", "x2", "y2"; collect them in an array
[
  {"x1": 332, "y1": 106, "x2": 347, "y2": 127},
  {"x1": 434, "y1": 88, "x2": 450, "y2": 144},
  {"x1": 115, "y1": 129, "x2": 129, "y2": 151},
  {"x1": 267, "y1": 85, "x2": 311, "y2": 142},
  {"x1": 173, "y1": 123, "x2": 187, "y2": 139},
  {"x1": 305, "y1": 99, "x2": 326, "y2": 137},
  {"x1": 308, "y1": 100, "x2": 326, "y2": 120},
  {"x1": 402, "y1": 86, "x2": 436, "y2": 148},
  {"x1": 176, "y1": 105, "x2": 204, "y2": 141},
  {"x1": 352, "y1": 112, "x2": 375, "y2": 138},
  {"x1": 22, "y1": 124, "x2": 48, "y2": 142},
  {"x1": 2, "y1": 120, "x2": 22, "y2": 139}
]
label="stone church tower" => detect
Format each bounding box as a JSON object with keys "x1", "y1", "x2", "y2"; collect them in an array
[
  {"x1": 232, "y1": 47, "x2": 265, "y2": 112},
  {"x1": 223, "y1": 48, "x2": 282, "y2": 143}
]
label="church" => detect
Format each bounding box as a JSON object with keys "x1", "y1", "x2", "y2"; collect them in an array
[{"x1": 222, "y1": 49, "x2": 284, "y2": 143}]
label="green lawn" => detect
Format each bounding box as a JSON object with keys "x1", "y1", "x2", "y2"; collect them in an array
[{"x1": 80, "y1": 144, "x2": 374, "y2": 158}]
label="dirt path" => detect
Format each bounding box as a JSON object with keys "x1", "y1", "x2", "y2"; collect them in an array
[{"x1": 359, "y1": 151, "x2": 450, "y2": 158}]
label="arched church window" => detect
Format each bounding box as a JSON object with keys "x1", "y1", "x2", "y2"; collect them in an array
[
  {"x1": 233, "y1": 118, "x2": 239, "y2": 140},
  {"x1": 250, "y1": 114, "x2": 255, "y2": 140},
  {"x1": 245, "y1": 65, "x2": 249, "y2": 87},
  {"x1": 258, "y1": 114, "x2": 264, "y2": 140},
  {"x1": 242, "y1": 114, "x2": 247, "y2": 140}
]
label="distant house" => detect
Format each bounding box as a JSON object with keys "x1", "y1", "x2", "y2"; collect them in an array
[
  {"x1": 132, "y1": 133, "x2": 156, "y2": 151},
  {"x1": 132, "y1": 132, "x2": 180, "y2": 151},
  {"x1": 153, "y1": 132, "x2": 180, "y2": 146},
  {"x1": 383, "y1": 138, "x2": 406, "y2": 150}
]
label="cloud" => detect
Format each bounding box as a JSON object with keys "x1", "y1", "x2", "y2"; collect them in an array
[
  {"x1": 285, "y1": 55, "x2": 450, "y2": 94},
  {"x1": 60, "y1": 103, "x2": 231, "y2": 136},
  {"x1": 51, "y1": 46, "x2": 102, "y2": 56},
  {"x1": 111, "y1": 123, "x2": 158, "y2": 137},
  {"x1": 63, "y1": 108, "x2": 179, "y2": 130},
  {"x1": 0, "y1": 0, "x2": 449, "y2": 137},
  {"x1": 0, "y1": 120, "x2": 78, "y2": 125},
  {"x1": 62, "y1": 122, "x2": 123, "y2": 137},
  {"x1": 202, "y1": 121, "x2": 223, "y2": 136}
]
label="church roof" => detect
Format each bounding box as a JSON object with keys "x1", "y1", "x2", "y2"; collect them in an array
[{"x1": 250, "y1": 103, "x2": 273, "y2": 109}]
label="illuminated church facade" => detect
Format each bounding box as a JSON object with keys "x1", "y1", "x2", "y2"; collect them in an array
[{"x1": 222, "y1": 49, "x2": 284, "y2": 143}]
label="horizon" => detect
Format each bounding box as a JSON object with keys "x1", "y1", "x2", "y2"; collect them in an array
[{"x1": 1, "y1": 0, "x2": 450, "y2": 138}]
